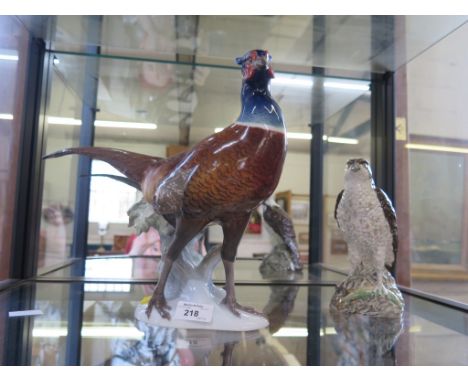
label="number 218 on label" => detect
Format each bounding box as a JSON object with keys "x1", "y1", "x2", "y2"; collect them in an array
[{"x1": 184, "y1": 309, "x2": 199, "y2": 317}]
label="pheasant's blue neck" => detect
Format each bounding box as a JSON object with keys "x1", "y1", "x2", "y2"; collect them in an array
[{"x1": 236, "y1": 74, "x2": 285, "y2": 131}]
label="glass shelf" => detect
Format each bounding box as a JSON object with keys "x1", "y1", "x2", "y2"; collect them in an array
[
  {"x1": 2, "y1": 280, "x2": 467, "y2": 365},
  {"x1": 37, "y1": 256, "x2": 346, "y2": 285}
]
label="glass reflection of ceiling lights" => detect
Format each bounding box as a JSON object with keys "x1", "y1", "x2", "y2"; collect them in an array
[
  {"x1": 406, "y1": 143, "x2": 468, "y2": 154},
  {"x1": 0, "y1": 49, "x2": 19, "y2": 61},
  {"x1": 272, "y1": 74, "x2": 370, "y2": 92},
  {"x1": 214, "y1": 128, "x2": 359, "y2": 145},
  {"x1": 0, "y1": 113, "x2": 14, "y2": 120},
  {"x1": 46, "y1": 116, "x2": 157, "y2": 130}
]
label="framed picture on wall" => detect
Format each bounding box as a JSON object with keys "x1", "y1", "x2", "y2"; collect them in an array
[{"x1": 290, "y1": 199, "x2": 309, "y2": 224}]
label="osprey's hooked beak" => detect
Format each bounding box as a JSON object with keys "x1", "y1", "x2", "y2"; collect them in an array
[{"x1": 351, "y1": 163, "x2": 361, "y2": 172}]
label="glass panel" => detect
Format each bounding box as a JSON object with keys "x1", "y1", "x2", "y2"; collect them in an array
[
  {"x1": 396, "y1": 22, "x2": 468, "y2": 303},
  {"x1": 38, "y1": 56, "x2": 86, "y2": 271},
  {"x1": 410, "y1": 151, "x2": 464, "y2": 265},
  {"x1": 48, "y1": 16, "x2": 468, "y2": 74},
  {"x1": 1, "y1": 281, "x2": 467, "y2": 365},
  {"x1": 322, "y1": 86, "x2": 371, "y2": 272},
  {"x1": 0, "y1": 16, "x2": 30, "y2": 281}
]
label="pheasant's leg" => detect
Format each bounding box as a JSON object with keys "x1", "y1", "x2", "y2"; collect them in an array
[
  {"x1": 221, "y1": 342, "x2": 237, "y2": 366},
  {"x1": 146, "y1": 217, "x2": 207, "y2": 319},
  {"x1": 220, "y1": 213, "x2": 262, "y2": 317}
]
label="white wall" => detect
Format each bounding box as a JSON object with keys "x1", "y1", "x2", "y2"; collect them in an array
[{"x1": 406, "y1": 23, "x2": 468, "y2": 140}]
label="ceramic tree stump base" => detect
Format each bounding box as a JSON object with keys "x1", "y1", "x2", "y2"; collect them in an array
[
  {"x1": 135, "y1": 279, "x2": 269, "y2": 331},
  {"x1": 129, "y1": 200, "x2": 269, "y2": 331}
]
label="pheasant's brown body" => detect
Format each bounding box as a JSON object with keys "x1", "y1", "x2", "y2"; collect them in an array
[{"x1": 144, "y1": 124, "x2": 286, "y2": 219}]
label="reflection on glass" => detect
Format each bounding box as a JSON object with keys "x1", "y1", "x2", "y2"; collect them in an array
[
  {"x1": 410, "y1": 151, "x2": 464, "y2": 265},
  {"x1": 52, "y1": 16, "x2": 468, "y2": 74},
  {"x1": 400, "y1": 22, "x2": 468, "y2": 303},
  {"x1": 263, "y1": 285, "x2": 300, "y2": 334},
  {"x1": 0, "y1": 16, "x2": 29, "y2": 281},
  {"x1": 38, "y1": 64, "x2": 84, "y2": 271},
  {"x1": 330, "y1": 311, "x2": 403, "y2": 366}
]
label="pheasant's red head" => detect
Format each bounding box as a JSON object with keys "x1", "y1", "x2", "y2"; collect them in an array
[{"x1": 236, "y1": 49, "x2": 274, "y2": 81}]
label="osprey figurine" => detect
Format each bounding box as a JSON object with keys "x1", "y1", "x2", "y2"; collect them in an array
[{"x1": 330, "y1": 159, "x2": 404, "y2": 317}]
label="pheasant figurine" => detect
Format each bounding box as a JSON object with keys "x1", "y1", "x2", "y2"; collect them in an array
[{"x1": 44, "y1": 49, "x2": 287, "y2": 320}]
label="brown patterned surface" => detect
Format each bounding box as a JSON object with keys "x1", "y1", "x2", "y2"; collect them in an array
[{"x1": 158, "y1": 125, "x2": 285, "y2": 219}]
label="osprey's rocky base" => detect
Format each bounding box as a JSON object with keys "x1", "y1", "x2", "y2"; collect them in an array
[{"x1": 330, "y1": 263, "x2": 404, "y2": 317}]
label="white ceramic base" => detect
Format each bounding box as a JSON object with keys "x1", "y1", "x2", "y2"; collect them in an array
[{"x1": 135, "y1": 279, "x2": 269, "y2": 331}]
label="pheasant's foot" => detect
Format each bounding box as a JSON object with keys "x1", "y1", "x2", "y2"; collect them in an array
[
  {"x1": 221, "y1": 297, "x2": 264, "y2": 317},
  {"x1": 145, "y1": 292, "x2": 171, "y2": 320}
]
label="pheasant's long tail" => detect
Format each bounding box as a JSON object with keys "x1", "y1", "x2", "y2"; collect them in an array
[{"x1": 43, "y1": 147, "x2": 163, "y2": 186}]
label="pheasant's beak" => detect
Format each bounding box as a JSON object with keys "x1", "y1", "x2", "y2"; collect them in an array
[
  {"x1": 255, "y1": 55, "x2": 275, "y2": 78},
  {"x1": 254, "y1": 55, "x2": 268, "y2": 70}
]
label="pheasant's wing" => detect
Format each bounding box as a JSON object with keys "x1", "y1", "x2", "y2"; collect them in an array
[
  {"x1": 334, "y1": 190, "x2": 344, "y2": 228},
  {"x1": 184, "y1": 155, "x2": 264, "y2": 217},
  {"x1": 374, "y1": 188, "x2": 398, "y2": 266}
]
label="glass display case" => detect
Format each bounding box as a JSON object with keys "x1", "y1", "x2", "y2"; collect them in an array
[{"x1": 2, "y1": 15, "x2": 468, "y2": 366}]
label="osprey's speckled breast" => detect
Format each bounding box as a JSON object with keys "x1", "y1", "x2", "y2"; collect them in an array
[
  {"x1": 335, "y1": 158, "x2": 396, "y2": 274},
  {"x1": 336, "y1": 184, "x2": 393, "y2": 271}
]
